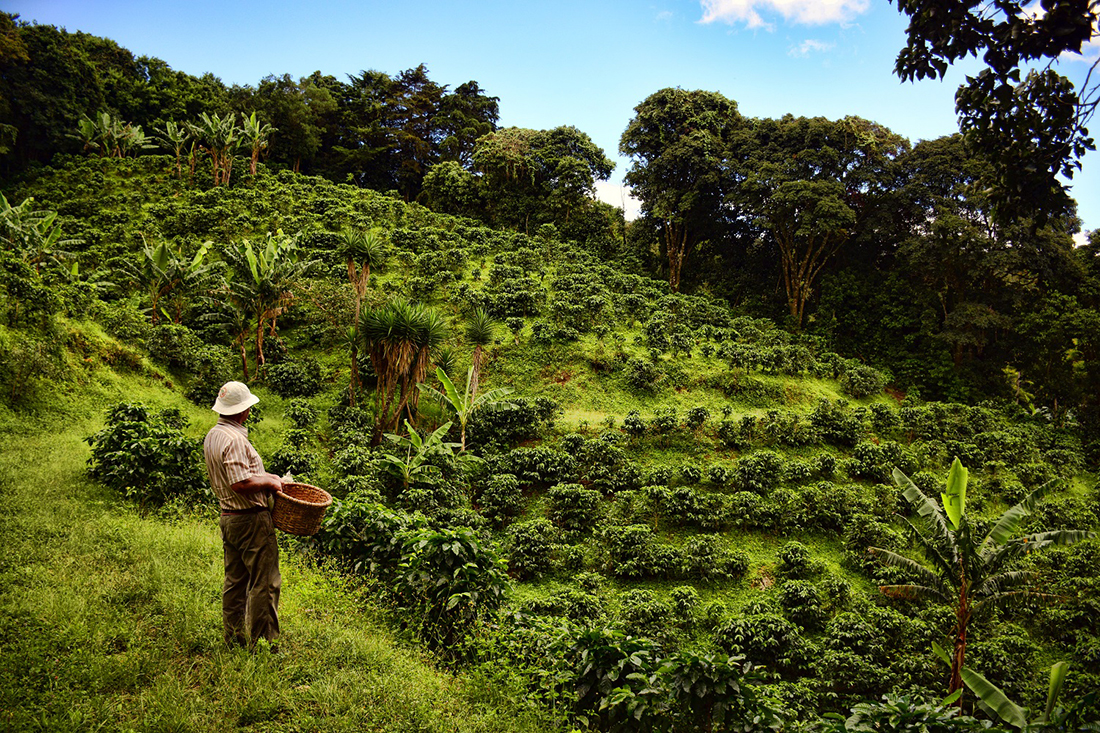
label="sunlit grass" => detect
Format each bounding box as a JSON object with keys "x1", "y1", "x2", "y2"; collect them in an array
[{"x1": 0, "y1": 387, "x2": 559, "y2": 732}]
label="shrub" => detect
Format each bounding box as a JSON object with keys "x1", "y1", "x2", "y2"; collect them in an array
[
  {"x1": 333, "y1": 445, "x2": 375, "y2": 477},
  {"x1": 396, "y1": 526, "x2": 509, "y2": 652},
  {"x1": 733, "y1": 451, "x2": 784, "y2": 495},
  {"x1": 618, "y1": 589, "x2": 674, "y2": 639},
  {"x1": 146, "y1": 323, "x2": 206, "y2": 370},
  {"x1": 778, "y1": 579, "x2": 828, "y2": 630},
  {"x1": 777, "y1": 541, "x2": 816, "y2": 578},
  {"x1": 868, "y1": 403, "x2": 899, "y2": 436},
  {"x1": 678, "y1": 463, "x2": 702, "y2": 485},
  {"x1": 757, "y1": 409, "x2": 819, "y2": 447},
  {"x1": 507, "y1": 518, "x2": 558, "y2": 579},
  {"x1": 707, "y1": 463, "x2": 734, "y2": 487},
  {"x1": 603, "y1": 524, "x2": 670, "y2": 579},
  {"x1": 488, "y1": 447, "x2": 576, "y2": 489},
  {"x1": 841, "y1": 362, "x2": 886, "y2": 398},
  {"x1": 467, "y1": 395, "x2": 560, "y2": 449},
  {"x1": 284, "y1": 398, "x2": 318, "y2": 429},
  {"x1": 624, "y1": 357, "x2": 660, "y2": 393},
  {"x1": 809, "y1": 399, "x2": 862, "y2": 446},
  {"x1": 397, "y1": 479, "x2": 464, "y2": 517},
  {"x1": 547, "y1": 483, "x2": 602, "y2": 532},
  {"x1": 649, "y1": 407, "x2": 679, "y2": 435},
  {"x1": 85, "y1": 403, "x2": 206, "y2": 511},
  {"x1": 820, "y1": 694, "x2": 981, "y2": 733},
  {"x1": 685, "y1": 406, "x2": 710, "y2": 429},
  {"x1": 268, "y1": 445, "x2": 318, "y2": 478},
  {"x1": 265, "y1": 357, "x2": 323, "y2": 397},
  {"x1": 314, "y1": 497, "x2": 426, "y2": 577},
  {"x1": 713, "y1": 613, "x2": 806, "y2": 671},
  {"x1": 478, "y1": 473, "x2": 524, "y2": 526},
  {"x1": 623, "y1": 410, "x2": 647, "y2": 437},
  {"x1": 669, "y1": 586, "x2": 700, "y2": 621},
  {"x1": 679, "y1": 534, "x2": 750, "y2": 583}
]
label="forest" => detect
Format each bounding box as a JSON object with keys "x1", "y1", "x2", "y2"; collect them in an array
[{"x1": 1, "y1": 9, "x2": 1099, "y2": 732}]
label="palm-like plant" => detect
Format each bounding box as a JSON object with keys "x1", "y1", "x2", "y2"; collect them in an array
[
  {"x1": 378, "y1": 419, "x2": 458, "y2": 491},
  {"x1": 340, "y1": 228, "x2": 387, "y2": 406},
  {"x1": 0, "y1": 194, "x2": 81, "y2": 274},
  {"x1": 465, "y1": 307, "x2": 496, "y2": 400},
  {"x1": 240, "y1": 111, "x2": 276, "y2": 176},
  {"x1": 418, "y1": 366, "x2": 514, "y2": 451},
  {"x1": 121, "y1": 237, "x2": 215, "y2": 324},
  {"x1": 870, "y1": 458, "x2": 1094, "y2": 699},
  {"x1": 222, "y1": 233, "x2": 315, "y2": 369},
  {"x1": 155, "y1": 121, "x2": 192, "y2": 179},
  {"x1": 189, "y1": 112, "x2": 241, "y2": 186},
  {"x1": 361, "y1": 300, "x2": 448, "y2": 443}
]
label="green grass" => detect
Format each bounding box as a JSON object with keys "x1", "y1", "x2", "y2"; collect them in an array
[{"x1": 0, "y1": 384, "x2": 560, "y2": 733}]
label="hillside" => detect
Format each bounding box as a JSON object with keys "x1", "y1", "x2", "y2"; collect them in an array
[{"x1": 2, "y1": 156, "x2": 1099, "y2": 730}]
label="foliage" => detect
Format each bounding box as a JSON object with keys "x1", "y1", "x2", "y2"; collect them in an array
[
  {"x1": 378, "y1": 419, "x2": 459, "y2": 492},
  {"x1": 507, "y1": 518, "x2": 558, "y2": 579},
  {"x1": 871, "y1": 459, "x2": 1095, "y2": 696},
  {"x1": 395, "y1": 526, "x2": 510, "y2": 652},
  {"x1": 85, "y1": 402, "x2": 206, "y2": 510},
  {"x1": 264, "y1": 357, "x2": 322, "y2": 397},
  {"x1": 419, "y1": 366, "x2": 514, "y2": 451}
]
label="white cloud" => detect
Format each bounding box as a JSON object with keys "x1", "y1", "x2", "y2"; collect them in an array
[
  {"x1": 656, "y1": 9, "x2": 674, "y2": 21},
  {"x1": 789, "y1": 39, "x2": 835, "y2": 57},
  {"x1": 699, "y1": 0, "x2": 871, "y2": 30},
  {"x1": 594, "y1": 180, "x2": 642, "y2": 221}
]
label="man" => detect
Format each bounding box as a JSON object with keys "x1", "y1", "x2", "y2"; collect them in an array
[{"x1": 203, "y1": 380, "x2": 283, "y2": 649}]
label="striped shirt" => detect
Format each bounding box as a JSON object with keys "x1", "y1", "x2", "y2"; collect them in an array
[{"x1": 203, "y1": 418, "x2": 267, "y2": 512}]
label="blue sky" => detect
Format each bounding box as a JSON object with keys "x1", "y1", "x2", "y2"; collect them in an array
[{"x1": 8, "y1": 0, "x2": 1098, "y2": 231}]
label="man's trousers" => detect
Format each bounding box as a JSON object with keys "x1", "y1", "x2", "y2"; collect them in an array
[{"x1": 220, "y1": 510, "x2": 281, "y2": 646}]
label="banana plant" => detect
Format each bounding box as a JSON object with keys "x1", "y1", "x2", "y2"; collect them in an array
[
  {"x1": 189, "y1": 112, "x2": 241, "y2": 186},
  {"x1": 379, "y1": 419, "x2": 458, "y2": 491},
  {"x1": 417, "y1": 366, "x2": 514, "y2": 451},
  {"x1": 222, "y1": 232, "x2": 316, "y2": 368},
  {"x1": 0, "y1": 194, "x2": 81, "y2": 274},
  {"x1": 240, "y1": 111, "x2": 276, "y2": 176},
  {"x1": 121, "y1": 237, "x2": 214, "y2": 324},
  {"x1": 870, "y1": 458, "x2": 1094, "y2": 700},
  {"x1": 929, "y1": 650, "x2": 1098, "y2": 731},
  {"x1": 154, "y1": 121, "x2": 193, "y2": 179}
]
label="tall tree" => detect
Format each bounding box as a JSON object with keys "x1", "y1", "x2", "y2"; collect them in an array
[
  {"x1": 476, "y1": 125, "x2": 613, "y2": 233},
  {"x1": 620, "y1": 88, "x2": 741, "y2": 293},
  {"x1": 891, "y1": 0, "x2": 1098, "y2": 224},
  {"x1": 736, "y1": 115, "x2": 908, "y2": 328},
  {"x1": 250, "y1": 73, "x2": 336, "y2": 173}
]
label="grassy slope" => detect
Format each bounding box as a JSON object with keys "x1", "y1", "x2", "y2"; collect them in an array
[{"x1": 0, "y1": 373, "x2": 555, "y2": 733}]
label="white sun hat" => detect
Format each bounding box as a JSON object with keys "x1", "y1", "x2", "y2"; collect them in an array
[{"x1": 211, "y1": 381, "x2": 260, "y2": 415}]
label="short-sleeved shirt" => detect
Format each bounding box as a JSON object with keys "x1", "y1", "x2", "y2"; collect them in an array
[{"x1": 204, "y1": 418, "x2": 267, "y2": 512}]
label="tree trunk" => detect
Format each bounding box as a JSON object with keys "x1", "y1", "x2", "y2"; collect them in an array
[
  {"x1": 949, "y1": 580, "x2": 970, "y2": 701},
  {"x1": 239, "y1": 340, "x2": 250, "y2": 382}
]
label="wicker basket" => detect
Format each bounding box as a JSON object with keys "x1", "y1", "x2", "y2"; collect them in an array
[{"x1": 272, "y1": 483, "x2": 332, "y2": 536}]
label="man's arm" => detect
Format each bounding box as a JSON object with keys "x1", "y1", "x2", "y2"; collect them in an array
[{"x1": 230, "y1": 472, "x2": 283, "y2": 495}]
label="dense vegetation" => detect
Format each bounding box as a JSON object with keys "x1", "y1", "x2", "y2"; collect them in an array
[{"x1": 2, "y1": 11, "x2": 1099, "y2": 732}]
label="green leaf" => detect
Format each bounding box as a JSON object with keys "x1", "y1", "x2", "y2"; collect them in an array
[
  {"x1": 931, "y1": 640, "x2": 950, "y2": 666},
  {"x1": 1042, "y1": 661, "x2": 1070, "y2": 723},
  {"x1": 960, "y1": 665, "x2": 1027, "y2": 729},
  {"x1": 942, "y1": 457, "x2": 968, "y2": 530}
]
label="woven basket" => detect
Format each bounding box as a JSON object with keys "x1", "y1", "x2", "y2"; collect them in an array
[{"x1": 272, "y1": 483, "x2": 332, "y2": 536}]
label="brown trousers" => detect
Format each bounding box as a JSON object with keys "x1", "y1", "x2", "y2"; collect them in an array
[{"x1": 220, "y1": 510, "x2": 281, "y2": 646}]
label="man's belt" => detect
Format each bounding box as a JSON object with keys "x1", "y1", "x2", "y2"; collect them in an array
[{"x1": 221, "y1": 506, "x2": 269, "y2": 515}]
